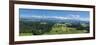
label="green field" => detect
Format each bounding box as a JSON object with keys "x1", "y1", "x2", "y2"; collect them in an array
[
  {"x1": 20, "y1": 33, "x2": 32, "y2": 36},
  {"x1": 19, "y1": 23, "x2": 88, "y2": 36}
]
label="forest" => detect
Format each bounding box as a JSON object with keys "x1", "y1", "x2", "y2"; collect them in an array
[{"x1": 19, "y1": 18, "x2": 90, "y2": 36}]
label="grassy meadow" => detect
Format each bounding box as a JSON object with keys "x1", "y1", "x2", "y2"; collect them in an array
[{"x1": 19, "y1": 21, "x2": 89, "y2": 36}]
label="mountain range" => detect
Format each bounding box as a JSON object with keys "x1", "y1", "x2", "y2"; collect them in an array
[{"x1": 20, "y1": 16, "x2": 89, "y2": 24}]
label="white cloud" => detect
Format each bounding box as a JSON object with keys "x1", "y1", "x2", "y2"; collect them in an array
[
  {"x1": 67, "y1": 14, "x2": 89, "y2": 21},
  {"x1": 68, "y1": 14, "x2": 80, "y2": 19},
  {"x1": 32, "y1": 15, "x2": 68, "y2": 19},
  {"x1": 53, "y1": 16, "x2": 68, "y2": 19},
  {"x1": 32, "y1": 15, "x2": 43, "y2": 18},
  {"x1": 32, "y1": 14, "x2": 89, "y2": 21},
  {"x1": 79, "y1": 18, "x2": 89, "y2": 21}
]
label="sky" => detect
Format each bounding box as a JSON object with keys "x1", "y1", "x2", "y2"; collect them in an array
[{"x1": 19, "y1": 8, "x2": 90, "y2": 21}]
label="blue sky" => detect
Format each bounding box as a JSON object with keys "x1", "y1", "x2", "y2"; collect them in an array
[{"x1": 19, "y1": 8, "x2": 90, "y2": 21}]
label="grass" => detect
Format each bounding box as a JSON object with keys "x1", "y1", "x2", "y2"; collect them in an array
[
  {"x1": 19, "y1": 33, "x2": 32, "y2": 36},
  {"x1": 42, "y1": 24, "x2": 87, "y2": 35},
  {"x1": 19, "y1": 27, "x2": 87, "y2": 36},
  {"x1": 43, "y1": 27, "x2": 87, "y2": 35},
  {"x1": 19, "y1": 24, "x2": 88, "y2": 36}
]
